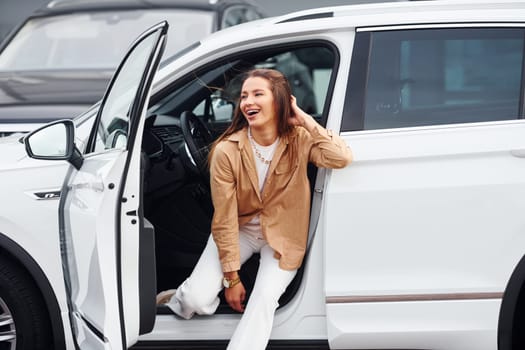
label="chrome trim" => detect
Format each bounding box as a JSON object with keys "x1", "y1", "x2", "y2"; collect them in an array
[
  {"x1": 357, "y1": 23, "x2": 525, "y2": 32},
  {"x1": 326, "y1": 292, "x2": 503, "y2": 303},
  {"x1": 25, "y1": 189, "x2": 61, "y2": 200}
]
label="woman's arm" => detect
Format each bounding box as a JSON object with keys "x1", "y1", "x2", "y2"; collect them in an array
[
  {"x1": 210, "y1": 143, "x2": 247, "y2": 312},
  {"x1": 289, "y1": 96, "x2": 353, "y2": 168},
  {"x1": 209, "y1": 143, "x2": 241, "y2": 272}
]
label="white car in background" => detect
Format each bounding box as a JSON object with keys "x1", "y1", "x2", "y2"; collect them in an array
[{"x1": 2, "y1": 1, "x2": 525, "y2": 349}]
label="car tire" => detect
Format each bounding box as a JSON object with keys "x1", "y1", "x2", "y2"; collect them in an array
[{"x1": 0, "y1": 255, "x2": 53, "y2": 350}]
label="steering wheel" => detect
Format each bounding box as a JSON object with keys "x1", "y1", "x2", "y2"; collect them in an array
[{"x1": 180, "y1": 111, "x2": 214, "y2": 179}]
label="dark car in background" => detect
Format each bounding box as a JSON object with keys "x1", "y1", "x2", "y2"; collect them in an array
[{"x1": 0, "y1": 0, "x2": 264, "y2": 136}]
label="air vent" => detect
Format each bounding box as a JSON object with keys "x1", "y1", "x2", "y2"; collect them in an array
[{"x1": 153, "y1": 126, "x2": 183, "y2": 145}]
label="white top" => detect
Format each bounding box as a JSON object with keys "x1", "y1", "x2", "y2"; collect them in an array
[{"x1": 241, "y1": 128, "x2": 280, "y2": 239}]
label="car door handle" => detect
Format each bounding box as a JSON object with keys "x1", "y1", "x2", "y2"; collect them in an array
[
  {"x1": 69, "y1": 181, "x2": 104, "y2": 192},
  {"x1": 511, "y1": 149, "x2": 525, "y2": 158}
]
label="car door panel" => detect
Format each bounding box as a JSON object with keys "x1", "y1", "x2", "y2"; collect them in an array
[
  {"x1": 323, "y1": 24, "x2": 525, "y2": 349},
  {"x1": 59, "y1": 22, "x2": 168, "y2": 350},
  {"x1": 324, "y1": 121, "x2": 525, "y2": 349},
  {"x1": 64, "y1": 151, "x2": 129, "y2": 348}
]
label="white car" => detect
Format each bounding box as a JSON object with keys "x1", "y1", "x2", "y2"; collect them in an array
[{"x1": 2, "y1": 1, "x2": 525, "y2": 349}]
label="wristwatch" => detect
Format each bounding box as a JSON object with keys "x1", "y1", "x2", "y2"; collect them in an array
[{"x1": 222, "y1": 275, "x2": 241, "y2": 288}]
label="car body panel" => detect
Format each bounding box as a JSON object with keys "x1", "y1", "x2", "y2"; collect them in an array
[{"x1": 324, "y1": 120, "x2": 525, "y2": 349}]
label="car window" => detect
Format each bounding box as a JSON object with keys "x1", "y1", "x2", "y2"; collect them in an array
[
  {"x1": 92, "y1": 28, "x2": 164, "y2": 152},
  {"x1": 201, "y1": 50, "x2": 331, "y2": 122},
  {"x1": 0, "y1": 10, "x2": 212, "y2": 71},
  {"x1": 343, "y1": 27, "x2": 525, "y2": 131},
  {"x1": 150, "y1": 45, "x2": 335, "y2": 127}
]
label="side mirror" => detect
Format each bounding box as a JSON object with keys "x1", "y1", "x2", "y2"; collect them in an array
[{"x1": 24, "y1": 119, "x2": 84, "y2": 170}]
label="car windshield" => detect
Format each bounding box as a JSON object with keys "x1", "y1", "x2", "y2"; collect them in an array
[{"x1": 0, "y1": 9, "x2": 213, "y2": 71}]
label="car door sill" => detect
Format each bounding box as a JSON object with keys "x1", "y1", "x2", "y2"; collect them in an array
[{"x1": 130, "y1": 339, "x2": 330, "y2": 349}]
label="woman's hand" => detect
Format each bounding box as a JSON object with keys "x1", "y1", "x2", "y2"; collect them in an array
[
  {"x1": 289, "y1": 95, "x2": 316, "y2": 131},
  {"x1": 225, "y1": 282, "x2": 246, "y2": 312}
]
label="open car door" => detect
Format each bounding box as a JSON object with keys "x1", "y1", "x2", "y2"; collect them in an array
[{"x1": 55, "y1": 22, "x2": 166, "y2": 349}]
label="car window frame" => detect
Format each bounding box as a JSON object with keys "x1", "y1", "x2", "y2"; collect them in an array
[
  {"x1": 148, "y1": 39, "x2": 341, "y2": 130},
  {"x1": 85, "y1": 23, "x2": 168, "y2": 155}
]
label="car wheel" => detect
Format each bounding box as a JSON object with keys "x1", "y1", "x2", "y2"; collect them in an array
[{"x1": 0, "y1": 256, "x2": 53, "y2": 350}]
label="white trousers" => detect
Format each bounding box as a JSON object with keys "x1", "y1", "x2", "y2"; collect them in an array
[{"x1": 166, "y1": 233, "x2": 297, "y2": 350}]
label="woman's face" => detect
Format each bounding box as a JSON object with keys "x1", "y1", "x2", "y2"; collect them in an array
[{"x1": 240, "y1": 76, "x2": 277, "y2": 130}]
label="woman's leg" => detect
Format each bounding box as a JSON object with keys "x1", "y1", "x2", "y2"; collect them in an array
[
  {"x1": 227, "y1": 244, "x2": 297, "y2": 350},
  {"x1": 165, "y1": 234, "x2": 223, "y2": 318},
  {"x1": 166, "y1": 234, "x2": 258, "y2": 319}
]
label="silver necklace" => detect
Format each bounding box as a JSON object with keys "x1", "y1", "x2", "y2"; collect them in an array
[{"x1": 248, "y1": 128, "x2": 275, "y2": 165}]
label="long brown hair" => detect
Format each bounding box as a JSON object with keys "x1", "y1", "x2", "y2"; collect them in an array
[{"x1": 209, "y1": 68, "x2": 296, "y2": 162}]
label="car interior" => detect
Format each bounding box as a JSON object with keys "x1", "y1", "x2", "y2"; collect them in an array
[{"x1": 137, "y1": 43, "x2": 337, "y2": 313}]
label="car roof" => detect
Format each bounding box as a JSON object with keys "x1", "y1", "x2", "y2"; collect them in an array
[
  {"x1": 156, "y1": 0, "x2": 525, "y2": 83},
  {"x1": 271, "y1": 0, "x2": 525, "y2": 26},
  {"x1": 35, "y1": 0, "x2": 261, "y2": 16},
  {"x1": 202, "y1": 0, "x2": 525, "y2": 40}
]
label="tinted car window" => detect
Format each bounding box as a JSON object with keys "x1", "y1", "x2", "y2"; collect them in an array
[{"x1": 346, "y1": 28, "x2": 524, "y2": 131}]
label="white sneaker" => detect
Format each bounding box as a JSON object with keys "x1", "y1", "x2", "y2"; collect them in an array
[{"x1": 156, "y1": 289, "x2": 177, "y2": 305}]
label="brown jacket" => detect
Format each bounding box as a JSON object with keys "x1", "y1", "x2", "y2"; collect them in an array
[{"x1": 209, "y1": 125, "x2": 352, "y2": 272}]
